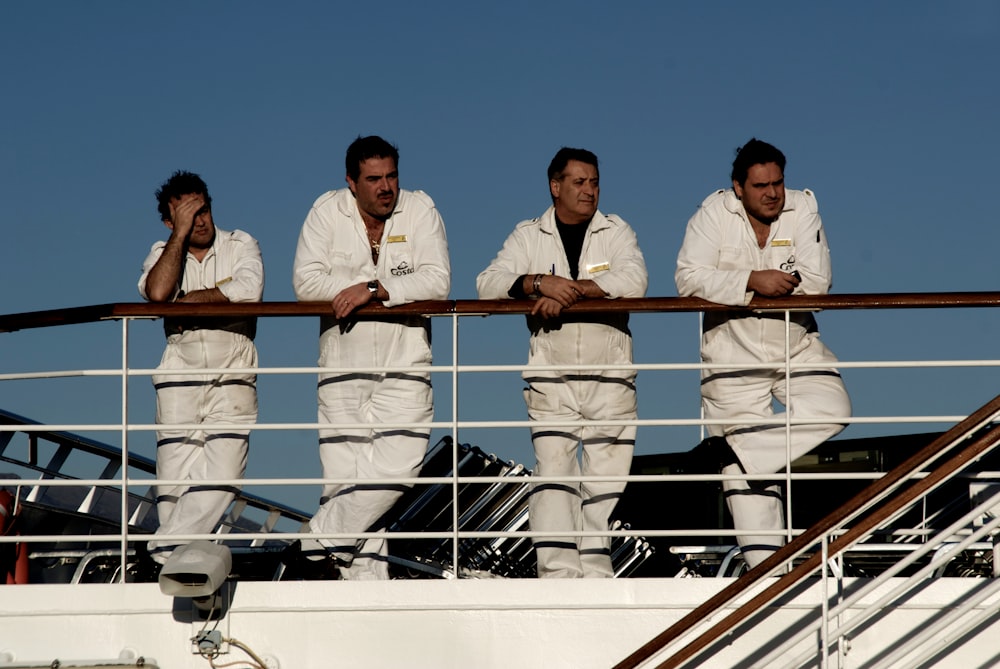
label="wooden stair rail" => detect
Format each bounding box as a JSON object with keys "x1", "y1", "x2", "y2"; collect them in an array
[{"x1": 614, "y1": 392, "x2": 1000, "y2": 669}]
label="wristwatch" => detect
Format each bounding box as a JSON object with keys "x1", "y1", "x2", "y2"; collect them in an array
[
  {"x1": 531, "y1": 274, "x2": 543, "y2": 297},
  {"x1": 367, "y1": 280, "x2": 378, "y2": 296}
]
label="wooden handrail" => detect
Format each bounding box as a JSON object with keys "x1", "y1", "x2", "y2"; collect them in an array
[
  {"x1": 2, "y1": 291, "x2": 1000, "y2": 332},
  {"x1": 614, "y1": 392, "x2": 1000, "y2": 669}
]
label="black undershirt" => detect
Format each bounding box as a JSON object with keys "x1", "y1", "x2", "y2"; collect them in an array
[
  {"x1": 556, "y1": 217, "x2": 588, "y2": 280},
  {"x1": 508, "y1": 215, "x2": 590, "y2": 298}
]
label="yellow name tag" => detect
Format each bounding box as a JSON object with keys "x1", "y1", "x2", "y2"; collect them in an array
[
  {"x1": 771, "y1": 239, "x2": 792, "y2": 247},
  {"x1": 387, "y1": 235, "x2": 407, "y2": 243},
  {"x1": 215, "y1": 277, "x2": 233, "y2": 287},
  {"x1": 587, "y1": 262, "x2": 610, "y2": 274}
]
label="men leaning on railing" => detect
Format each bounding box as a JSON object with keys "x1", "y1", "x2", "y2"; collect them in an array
[
  {"x1": 292, "y1": 135, "x2": 451, "y2": 580},
  {"x1": 477, "y1": 147, "x2": 648, "y2": 578},
  {"x1": 675, "y1": 138, "x2": 852, "y2": 568},
  {"x1": 138, "y1": 170, "x2": 264, "y2": 567}
]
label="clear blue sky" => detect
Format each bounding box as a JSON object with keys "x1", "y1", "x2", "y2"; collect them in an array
[{"x1": 2, "y1": 2, "x2": 999, "y2": 511}]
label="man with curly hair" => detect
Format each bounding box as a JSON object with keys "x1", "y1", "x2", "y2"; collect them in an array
[{"x1": 139, "y1": 170, "x2": 264, "y2": 565}]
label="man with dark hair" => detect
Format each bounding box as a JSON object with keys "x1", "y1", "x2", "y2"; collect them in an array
[
  {"x1": 477, "y1": 147, "x2": 647, "y2": 578},
  {"x1": 139, "y1": 170, "x2": 264, "y2": 565},
  {"x1": 675, "y1": 138, "x2": 851, "y2": 568},
  {"x1": 293, "y1": 136, "x2": 450, "y2": 580}
]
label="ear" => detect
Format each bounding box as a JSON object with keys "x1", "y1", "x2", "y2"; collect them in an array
[
  {"x1": 549, "y1": 178, "x2": 560, "y2": 200},
  {"x1": 345, "y1": 174, "x2": 357, "y2": 195},
  {"x1": 162, "y1": 219, "x2": 174, "y2": 231},
  {"x1": 732, "y1": 179, "x2": 743, "y2": 200}
]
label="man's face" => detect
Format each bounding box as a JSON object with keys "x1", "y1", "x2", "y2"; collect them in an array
[
  {"x1": 734, "y1": 162, "x2": 785, "y2": 225},
  {"x1": 551, "y1": 159, "x2": 599, "y2": 224},
  {"x1": 347, "y1": 156, "x2": 399, "y2": 223},
  {"x1": 170, "y1": 193, "x2": 215, "y2": 249}
]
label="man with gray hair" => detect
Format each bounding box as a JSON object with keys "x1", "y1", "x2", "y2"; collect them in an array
[{"x1": 478, "y1": 147, "x2": 647, "y2": 578}]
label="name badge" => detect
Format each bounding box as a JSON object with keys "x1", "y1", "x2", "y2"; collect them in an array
[
  {"x1": 587, "y1": 262, "x2": 610, "y2": 274},
  {"x1": 387, "y1": 235, "x2": 407, "y2": 243},
  {"x1": 215, "y1": 277, "x2": 233, "y2": 287},
  {"x1": 771, "y1": 239, "x2": 792, "y2": 247}
]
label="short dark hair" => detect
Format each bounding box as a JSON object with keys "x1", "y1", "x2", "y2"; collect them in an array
[
  {"x1": 547, "y1": 147, "x2": 600, "y2": 183},
  {"x1": 155, "y1": 170, "x2": 211, "y2": 222},
  {"x1": 345, "y1": 136, "x2": 399, "y2": 181},
  {"x1": 730, "y1": 138, "x2": 786, "y2": 186}
]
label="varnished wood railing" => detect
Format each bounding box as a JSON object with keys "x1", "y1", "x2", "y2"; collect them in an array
[{"x1": 2, "y1": 291, "x2": 1000, "y2": 332}]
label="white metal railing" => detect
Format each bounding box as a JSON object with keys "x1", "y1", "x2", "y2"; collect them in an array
[
  {"x1": 0, "y1": 318, "x2": 988, "y2": 487},
  {"x1": 0, "y1": 300, "x2": 996, "y2": 551}
]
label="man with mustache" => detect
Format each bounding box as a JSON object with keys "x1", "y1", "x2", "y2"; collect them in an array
[
  {"x1": 293, "y1": 136, "x2": 451, "y2": 580},
  {"x1": 675, "y1": 138, "x2": 851, "y2": 569},
  {"x1": 478, "y1": 147, "x2": 647, "y2": 578},
  {"x1": 139, "y1": 170, "x2": 264, "y2": 566}
]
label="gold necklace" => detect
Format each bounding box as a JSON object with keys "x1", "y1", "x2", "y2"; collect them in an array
[{"x1": 366, "y1": 222, "x2": 384, "y2": 264}]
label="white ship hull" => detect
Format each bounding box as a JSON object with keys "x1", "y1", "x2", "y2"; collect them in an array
[{"x1": 3, "y1": 577, "x2": 999, "y2": 668}]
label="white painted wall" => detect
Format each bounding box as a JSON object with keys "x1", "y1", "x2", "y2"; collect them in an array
[{"x1": 1, "y1": 578, "x2": 997, "y2": 669}]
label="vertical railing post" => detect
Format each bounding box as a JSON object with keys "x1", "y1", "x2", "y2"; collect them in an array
[
  {"x1": 119, "y1": 316, "x2": 130, "y2": 582},
  {"x1": 820, "y1": 533, "x2": 830, "y2": 669},
  {"x1": 451, "y1": 310, "x2": 460, "y2": 577},
  {"x1": 697, "y1": 312, "x2": 705, "y2": 443},
  {"x1": 784, "y1": 309, "x2": 794, "y2": 556}
]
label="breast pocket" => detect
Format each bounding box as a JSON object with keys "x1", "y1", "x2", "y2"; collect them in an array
[
  {"x1": 718, "y1": 247, "x2": 753, "y2": 270},
  {"x1": 329, "y1": 250, "x2": 356, "y2": 281},
  {"x1": 765, "y1": 245, "x2": 797, "y2": 273},
  {"x1": 384, "y1": 242, "x2": 415, "y2": 278}
]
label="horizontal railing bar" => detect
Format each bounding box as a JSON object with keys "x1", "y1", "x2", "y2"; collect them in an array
[
  {"x1": 3, "y1": 292, "x2": 1000, "y2": 332},
  {"x1": 0, "y1": 415, "x2": 959, "y2": 434},
  {"x1": 3, "y1": 472, "x2": 943, "y2": 488},
  {"x1": 16, "y1": 467, "x2": 1000, "y2": 486},
  {"x1": 1, "y1": 526, "x2": 958, "y2": 546},
  {"x1": 0, "y1": 529, "x2": 852, "y2": 545},
  {"x1": 1, "y1": 361, "x2": 993, "y2": 381},
  {"x1": 4, "y1": 359, "x2": 1000, "y2": 382}
]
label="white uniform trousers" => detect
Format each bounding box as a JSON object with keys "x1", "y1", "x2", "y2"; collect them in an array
[
  {"x1": 149, "y1": 330, "x2": 257, "y2": 564},
  {"x1": 702, "y1": 338, "x2": 850, "y2": 568},
  {"x1": 526, "y1": 373, "x2": 636, "y2": 578},
  {"x1": 308, "y1": 371, "x2": 432, "y2": 580}
]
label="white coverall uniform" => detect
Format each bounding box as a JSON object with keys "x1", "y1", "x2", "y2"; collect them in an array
[
  {"x1": 138, "y1": 227, "x2": 263, "y2": 564},
  {"x1": 477, "y1": 207, "x2": 647, "y2": 578},
  {"x1": 292, "y1": 188, "x2": 450, "y2": 580},
  {"x1": 675, "y1": 188, "x2": 851, "y2": 567}
]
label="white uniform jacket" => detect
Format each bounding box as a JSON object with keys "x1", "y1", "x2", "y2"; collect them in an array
[
  {"x1": 675, "y1": 188, "x2": 833, "y2": 365},
  {"x1": 139, "y1": 227, "x2": 264, "y2": 303},
  {"x1": 138, "y1": 227, "x2": 264, "y2": 339},
  {"x1": 477, "y1": 206, "x2": 647, "y2": 373},
  {"x1": 292, "y1": 188, "x2": 451, "y2": 365}
]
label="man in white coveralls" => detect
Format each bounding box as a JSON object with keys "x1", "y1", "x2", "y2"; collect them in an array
[
  {"x1": 292, "y1": 136, "x2": 450, "y2": 580},
  {"x1": 139, "y1": 170, "x2": 264, "y2": 565},
  {"x1": 477, "y1": 147, "x2": 647, "y2": 578},
  {"x1": 675, "y1": 138, "x2": 851, "y2": 568}
]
